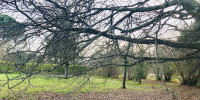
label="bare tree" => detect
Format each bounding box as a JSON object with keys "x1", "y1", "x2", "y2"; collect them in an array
[{"x1": 0, "y1": 0, "x2": 200, "y2": 90}]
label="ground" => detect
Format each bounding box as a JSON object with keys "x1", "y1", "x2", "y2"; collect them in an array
[
  {"x1": 0, "y1": 74, "x2": 200, "y2": 100},
  {"x1": 31, "y1": 80, "x2": 200, "y2": 100}
]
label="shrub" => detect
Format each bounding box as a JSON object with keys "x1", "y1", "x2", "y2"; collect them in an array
[
  {"x1": 93, "y1": 66, "x2": 121, "y2": 78},
  {"x1": 0, "y1": 62, "x2": 86, "y2": 76},
  {"x1": 132, "y1": 62, "x2": 148, "y2": 83},
  {"x1": 0, "y1": 61, "x2": 14, "y2": 73}
]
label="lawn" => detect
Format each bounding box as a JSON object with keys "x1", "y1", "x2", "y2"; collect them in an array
[
  {"x1": 0, "y1": 74, "x2": 199, "y2": 100},
  {"x1": 0, "y1": 74, "x2": 164, "y2": 99}
]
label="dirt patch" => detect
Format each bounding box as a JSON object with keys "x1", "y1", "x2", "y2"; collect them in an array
[
  {"x1": 23, "y1": 88, "x2": 199, "y2": 100},
  {"x1": 28, "y1": 90, "x2": 171, "y2": 100}
]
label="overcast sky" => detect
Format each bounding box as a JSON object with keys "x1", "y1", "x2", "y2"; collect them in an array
[{"x1": 0, "y1": 0, "x2": 195, "y2": 51}]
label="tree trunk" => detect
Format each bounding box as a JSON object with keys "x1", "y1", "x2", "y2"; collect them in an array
[
  {"x1": 139, "y1": 76, "x2": 141, "y2": 84},
  {"x1": 155, "y1": 68, "x2": 162, "y2": 80},
  {"x1": 122, "y1": 57, "x2": 128, "y2": 89},
  {"x1": 65, "y1": 63, "x2": 69, "y2": 78},
  {"x1": 122, "y1": 65, "x2": 127, "y2": 89},
  {"x1": 139, "y1": 62, "x2": 143, "y2": 84}
]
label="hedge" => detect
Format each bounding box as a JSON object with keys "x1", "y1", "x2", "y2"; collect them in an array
[{"x1": 0, "y1": 62, "x2": 86, "y2": 75}]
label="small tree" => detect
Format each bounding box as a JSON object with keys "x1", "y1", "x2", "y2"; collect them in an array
[
  {"x1": 132, "y1": 46, "x2": 148, "y2": 84},
  {"x1": 133, "y1": 62, "x2": 148, "y2": 84}
]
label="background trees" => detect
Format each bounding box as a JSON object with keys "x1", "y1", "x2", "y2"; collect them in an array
[
  {"x1": 45, "y1": 31, "x2": 79, "y2": 78},
  {"x1": 173, "y1": 20, "x2": 200, "y2": 86},
  {"x1": 0, "y1": 14, "x2": 25, "y2": 41}
]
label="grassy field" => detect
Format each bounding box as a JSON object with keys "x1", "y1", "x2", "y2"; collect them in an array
[
  {"x1": 0, "y1": 74, "x2": 165, "y2": 99},
  {"x1": 0, "y1": 74, "x2": 199, "y2": 100}
]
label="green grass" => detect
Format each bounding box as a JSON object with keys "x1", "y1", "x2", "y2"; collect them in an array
[{"x1": 0, "y1": 74, "x2": 164, "y2": 99}]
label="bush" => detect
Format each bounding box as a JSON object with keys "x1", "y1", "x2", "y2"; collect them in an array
[
  {"x1": 0, "y1": 61, "x2": 14, "y2": 73},
  {"x1": 0, "y1": 62, "x2": 86, "y2": 76},
  {"x1": 37, "y1": 63, "x2": 87, "y2": 75},
  {"x1": 132, "y1": 62, "x2": 148, "y2": 82},
  {"x1": 55, "y1": 64, "x2": 87, "y2": 75},
  {"x1": 93, "y1": 66, "x2": 121, "y2": 78}
]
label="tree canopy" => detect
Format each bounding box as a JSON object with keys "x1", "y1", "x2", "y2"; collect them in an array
[{"x1": 0, "y1": 14, "x2": 25, "y2": 41}]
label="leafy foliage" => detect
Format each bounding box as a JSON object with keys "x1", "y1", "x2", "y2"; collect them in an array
[
  {"x1": 163, "y1": 62, "x2": 176, "y2": 81},
  {"x1": 132, "y1": 62, "x2": 148, "y2": 81},
  {"x1": 0, "y1": 62, "x2": 86, "y2": 76},
  {"x1": 0, "y1": 14, "x2": 25, "y2": 41},
  {"x1": 178, "y1": 22, "x2": 200, "y2": 42},
  {"x1": 176, "y1": 21, "x2": 200, "y2": 86},
  {"x1": 93, "y1": 66, "x2": 121, "y2": 78}
]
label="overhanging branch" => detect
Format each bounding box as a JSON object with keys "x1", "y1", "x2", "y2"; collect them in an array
[
  {"x1": 126, "y1": 55, "x2": 200, "y2": 62},
  {"x1": 65, "y1": 28, "x2": 200, "y2": 50}
]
